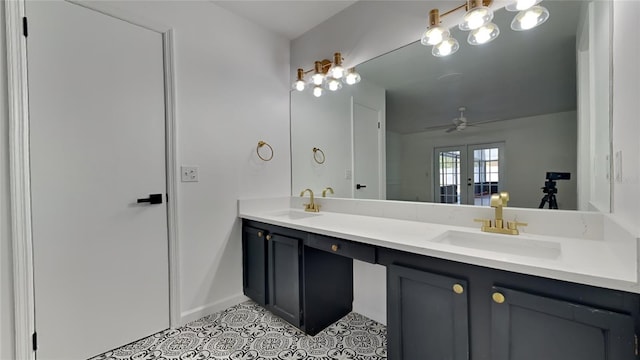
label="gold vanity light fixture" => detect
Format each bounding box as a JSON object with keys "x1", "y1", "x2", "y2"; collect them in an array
[
  {"x1": 292, "y1": 52, "x2": 361, "y2": 98},
  {"x1": 421, "y1": 0, "x2": 550, "y2": 57}
]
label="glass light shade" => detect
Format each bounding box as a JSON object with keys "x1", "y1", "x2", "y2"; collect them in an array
[
  {"x1": 325, "y1": 77, "x2": 343, "y2": 91},
  {"x1": 421, "y1": 26, "x2": 450, "y2": 46},
  {"x1": 459, "y1": 6, "x2": 493, "y2": 31},
  {"x1": 311, "y1": 73, "x2": 325, "y2": 86},
  {"x1": 343, "y1": 69, "x2": 361, "y2": 85},
  {"x1": 292, "y1": 79, "x2": 305, "y2": 92},
  {"x1": 468, "y1": 23, "x2": 500, "y2": 45},
  {"x1": 505, "y1": 0, "x2": 541, "y2": 12},
  {"x1": 511, "y1": 6, "x2": 550, "y2": 31},
  {"x1": 313, "y1": 85, "x2": 323, "y2": 97},
  {"x1": 328, "y1": 65, "x2": 345, "y2": 79},
  {"x1": 432, "y1": 37, "x2": 460, "y2": 57}
]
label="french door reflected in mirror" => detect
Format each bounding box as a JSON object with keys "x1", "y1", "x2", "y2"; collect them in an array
[{"x1": 435, "y1": 143, "x2": 505, "y2": 206}]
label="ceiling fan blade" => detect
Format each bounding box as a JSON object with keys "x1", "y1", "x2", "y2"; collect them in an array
[{"x1": 445, "y1": 127, "x2": 457, "y2": 133}]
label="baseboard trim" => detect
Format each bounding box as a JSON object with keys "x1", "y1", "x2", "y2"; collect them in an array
[{"x1": 179, "y1": 294, "x2": 249, "y2": 325}]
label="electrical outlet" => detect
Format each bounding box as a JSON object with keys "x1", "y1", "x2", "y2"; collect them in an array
[{"x1": 181, "y1": 166, "x2": 199, "y2": 182}]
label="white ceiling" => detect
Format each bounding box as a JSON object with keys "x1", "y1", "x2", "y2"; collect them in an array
[{"x1": 211, "y1": 0, "x2": 357, "y2": 40}]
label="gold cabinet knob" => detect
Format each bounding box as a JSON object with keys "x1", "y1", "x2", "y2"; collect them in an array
[
  {"x1": 265, "y1": 234, "x2": 272, "y2": 241},
  {"x1": 492, "y1": 292, "x2": 505, "y2": 304},
  {"x1": 331, "y1": 244, "x2": 339, "y2": 252},
  {"x1": 257, "y1": 231, "x2": 263, "y2": 238},
  {"x1": 452, "y1": 284, "x2": 464, "y2": 294}
]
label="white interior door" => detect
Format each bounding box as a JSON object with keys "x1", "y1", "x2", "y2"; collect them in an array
[
  {"x1": 353, "y1": 103, "x2": 382, "y2": 199},
  {"x1": 28, "y1": 1, "x2": 169, "y2": 359}
]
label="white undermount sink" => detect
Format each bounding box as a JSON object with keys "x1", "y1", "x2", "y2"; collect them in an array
[
  {"x1": 431, "y1": 230, "x2": 561, "y2": 259},
  {"x1": 267, "y1": 210, "x2": 322, "y2": 220}
]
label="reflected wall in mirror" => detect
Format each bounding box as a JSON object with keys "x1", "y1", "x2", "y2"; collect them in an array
[{"x1": 291, "y1": 0, "x2": 611, "y2": 211}]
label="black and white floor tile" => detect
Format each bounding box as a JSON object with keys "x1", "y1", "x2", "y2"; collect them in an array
[{"x1": 90, "y1": 300, "x2": 387, "y2": 360}]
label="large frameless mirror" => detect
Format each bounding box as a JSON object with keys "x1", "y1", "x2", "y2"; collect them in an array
[{"x1": 291, "y1": 0, "x2": 611, "y2": 211}]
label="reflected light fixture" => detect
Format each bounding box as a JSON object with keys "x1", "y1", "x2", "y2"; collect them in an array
[
  {"x1": 505, "y1": 0, "x2": 541, "y2": 12},
  {"x1": 421, "y1": 9, "x2": 451, "y2": 46},
  {"x1": 468, "y1": 22, "x2": 500, "y2": 45},
  {"x1": 459, "y1": 0, "x2": 494, "y2": 31},
  {"x1": 433, "y1": 38, "x2": 460, "y2": 57},
  {"x1": 420, "y1": 0, "x2": 550, "y2": 57},
  {"x1": 292, "y1": 52, "x2": 360, "y2": 98},
  {"x1": 510, "y1": 5, "x2": 549, "y2": 31},
  {"x1": 344, "y1": 68, "x2": 361, "y2": 85}
]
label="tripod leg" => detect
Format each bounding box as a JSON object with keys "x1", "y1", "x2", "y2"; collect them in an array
[
  {"x1": 539, "y1": 195, "x2": 548, "y2": 209},
  {"x1": 550, "y1": 195, "x2": 558, "y2": 209}
]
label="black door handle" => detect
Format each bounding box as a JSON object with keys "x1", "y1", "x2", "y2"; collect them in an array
[
  {"x1": 356, "y1": 184, "x2": 367, "y2": 189},
  {"x1": 137, "y1": 194, "x2": 163, "y2": 204}
]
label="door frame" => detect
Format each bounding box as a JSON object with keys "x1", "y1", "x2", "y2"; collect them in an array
[
  {"x1": 5, "y1": 1, "x2": 181, "y2": 359},
  {"x1": 433, "y1": 142, "x2": 505, "y2": 205}
]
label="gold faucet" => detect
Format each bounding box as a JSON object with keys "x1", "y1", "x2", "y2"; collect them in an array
[
  {"x1": 474, "y1": 192, "x2": 527, "y2": 235},
  {"x1": 300, "y1": 189, "x2": 320, "y2": 212},
  {"x1": 322, "y1": 187, "x2": 334, "y2": 197}
]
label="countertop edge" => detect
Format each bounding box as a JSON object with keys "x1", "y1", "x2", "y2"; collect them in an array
[{"x1": 239, "y1": 210, "x2": 640, "y2": 295}]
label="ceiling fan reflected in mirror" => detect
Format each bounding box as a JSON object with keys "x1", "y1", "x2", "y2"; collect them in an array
[{"x1": 446, "y1": 106, "x2": 469, "y2": 133}]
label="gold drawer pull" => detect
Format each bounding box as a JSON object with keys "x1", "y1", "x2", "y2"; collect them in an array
[
  {"x1": 265, "y1": 234, "x2": 272, "y2": 241},
  {"x1": 452, "y1": 284, "x2": 464, "y2": 294},
  {"x1": 492, "y1": 292, "x2": 505, "y2": 304},
  {"x1": 257, "y1": 231, "x2": 263, "y2": 238},
  {"x1": 331, "y1": 244, "x2": 339, "y2": 252}
]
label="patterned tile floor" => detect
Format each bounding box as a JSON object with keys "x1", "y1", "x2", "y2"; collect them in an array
[{"x1": 90, "y1": 300, "x2": 387, "y2": 360}]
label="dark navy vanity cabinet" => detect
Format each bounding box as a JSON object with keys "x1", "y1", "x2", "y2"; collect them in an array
[
  {"x1": 379, "y1": 248, "x2": 640, "y2": 360},
  {"x1": 242, "y1": 220, "x2": 354, "y2": 335},
  {"x1": 242, "y1": 219, "x2": 640, "y2": 359}
]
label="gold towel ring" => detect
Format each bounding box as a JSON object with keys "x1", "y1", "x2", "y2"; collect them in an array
[
  {"x1": 313, "y1": 147, "x2": 326, "y2": 164},
  {"x1": 257, "y1": 141, "x2": 274, "y2": 161}
]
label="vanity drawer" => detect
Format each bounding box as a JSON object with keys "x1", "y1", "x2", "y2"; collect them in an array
[{"x1": 306, "y1": 234, "x2": 376, "y2": 263}]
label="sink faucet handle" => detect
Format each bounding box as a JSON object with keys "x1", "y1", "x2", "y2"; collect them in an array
[
  {"x1": 507, "y1": 221, "x2": 527, "y2": 231},
  {"x1": 474, "y1": 218, "x2": 492, "y2": 228}
]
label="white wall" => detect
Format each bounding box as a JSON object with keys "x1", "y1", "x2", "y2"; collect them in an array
[
  {"x1": 612, "y1": 0, "x2": 640, "y2": 235},
  {"x1": 393, "y1": 111, "x2": 578, "y2": 210},
  {"x1": 1, "y1": 1, "x2": 290, "y2": 357},
  {"x1": 291, "y1": 79, "x2": 385, "y2": 199},
  {"x1": 0, "y1": 3, "x2": 15, "y2": 358}
]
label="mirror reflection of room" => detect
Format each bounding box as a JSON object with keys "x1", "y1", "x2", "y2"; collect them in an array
[{"x1": 290, "y1": 0, "x2": 611, "y2": 211}]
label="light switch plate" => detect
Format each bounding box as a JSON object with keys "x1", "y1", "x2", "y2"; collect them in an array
[{"x1": 181, "y1": 166, "x2": 199, "y2": 182}]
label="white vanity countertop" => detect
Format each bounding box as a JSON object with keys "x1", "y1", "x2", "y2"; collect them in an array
[{"x1": 239, "y1": 199, "x2": 639, "y2": 294}]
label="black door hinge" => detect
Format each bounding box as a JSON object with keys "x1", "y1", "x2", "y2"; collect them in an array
[
  {"x1": 32, "y1": 332, "x2": 38, "y2": 351},
  {"x1": 23, "y1": 17, "x2": 28, "y2": 37},
  {"x1": 378, "y1": 122, "x2": 381, "y2": 129}
]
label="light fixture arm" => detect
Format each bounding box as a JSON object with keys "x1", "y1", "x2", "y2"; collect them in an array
[
  {"x1": 437, "y1": 0, "x2": 492, "y2": 19},
  {"x1": 300, "y1": 57, "x2": 339, "y2": 76}
]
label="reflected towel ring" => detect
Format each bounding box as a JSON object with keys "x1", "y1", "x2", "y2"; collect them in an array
[
  {"x1": 257, "y1": 141, "x2": 274, "y2": 161},
  {"x1": 313, "y1": 147, "x2": 326, "y2": 164}
]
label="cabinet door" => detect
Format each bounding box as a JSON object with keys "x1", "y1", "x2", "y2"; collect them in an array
[
  {"x1": 268, "y1": 232, "x2": 302, "y2": 326},
  {"x1": 242, "y1": 225, "x2": 267, "y2": 306},
  {"x1": 491, "y1": 286, "x2": 636, "y2": 360},
  {"x1": 388, "y1": 264, "x2": 469, "y2": 360}
]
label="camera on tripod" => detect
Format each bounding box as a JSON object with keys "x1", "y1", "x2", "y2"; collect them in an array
[{"x1": 539, "y1": 172, "x2": 570, "y2": 209}]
